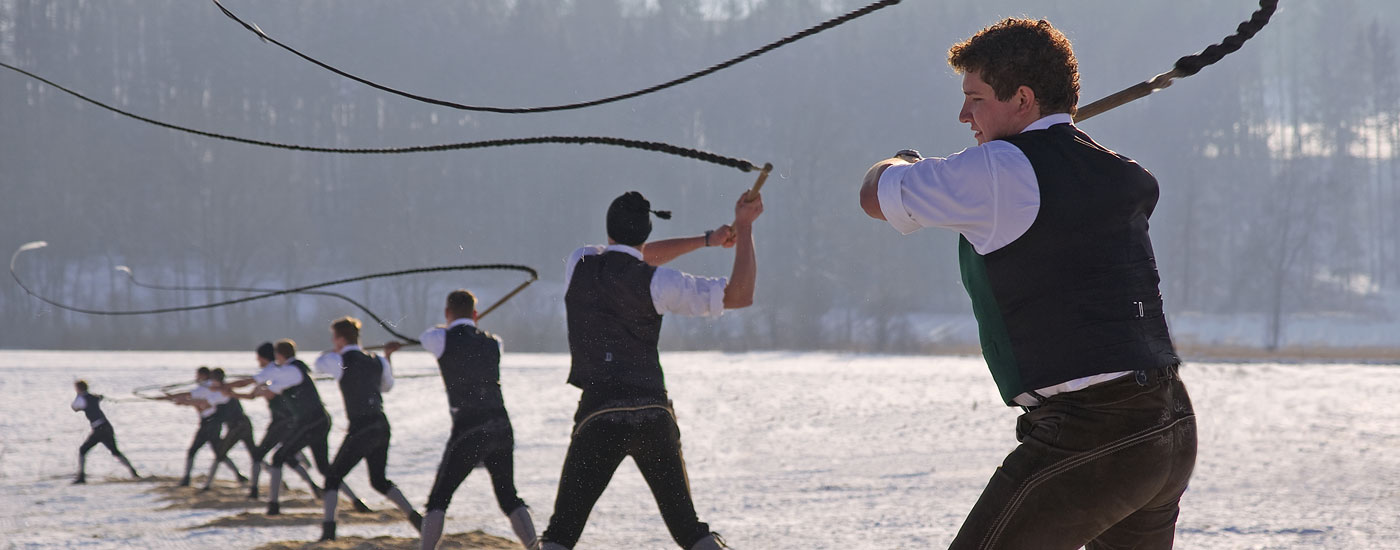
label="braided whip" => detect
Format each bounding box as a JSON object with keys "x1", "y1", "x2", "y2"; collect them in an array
[
  {"x1": 114, "y1": 265, "x2": 423, "y2": 343},
  {"x1": 212, "y1": 0, "x2": 902, "y2": 114},
  {"x1": 11, "y1": 242, "x2": 538, "y2": 324},
  {"x1": 1075, "y1": 0, "x2": 1278, "y2": 122},
  {"x1": 0, "y1": 61, "x2": 761, "y2": 172}
]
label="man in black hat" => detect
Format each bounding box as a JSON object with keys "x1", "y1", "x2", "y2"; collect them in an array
[{"x1": 540, "y1": 190, "x2": 762, "y2": 550}]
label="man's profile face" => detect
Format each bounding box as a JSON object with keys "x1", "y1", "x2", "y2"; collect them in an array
[{"x1": 959, "y1": 70, "x2": 1024, "y2": 145}]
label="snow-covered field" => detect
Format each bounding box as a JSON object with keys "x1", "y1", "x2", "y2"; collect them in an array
[{"x1": 2, "y1": 350, "x2": 1398, "y2": 549}]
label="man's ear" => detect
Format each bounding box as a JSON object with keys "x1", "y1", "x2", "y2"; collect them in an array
[{"x1": 1016, "y1": 85, "x2": 1038, "y2": 115}]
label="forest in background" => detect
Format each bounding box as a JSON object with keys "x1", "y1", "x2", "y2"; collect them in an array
[{"x1": 3, "y1": 0, "x2": 1399, "y2": 353}]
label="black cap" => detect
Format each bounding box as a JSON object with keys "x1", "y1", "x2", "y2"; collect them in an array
[{"x1": 606, "y1": 191, "x2": 670, "y2": 246}]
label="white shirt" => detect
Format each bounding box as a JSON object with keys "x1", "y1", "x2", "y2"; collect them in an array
[
  {"x1": 565, "y1": 244, "x2": 728, "y2": 318},
  {"x1": 315, "y1": 345, "x2": 394, "y2": 392},
  {"x1": 71, "y1": 395, "x2": 87, "y2": 411},
  {"x1": 255, "y1": 362, "x2": 305, "y2": 395},
  {"x1": 190, "y1": 382, "x2": 227, "y2": 418},
  {"x1": 420, "y1": 318, "x2": 502, "y2": 359},
  {"x1": 876, "y1": 114, "x2": 1070, "y2": 253},
  {"x1": 877, "y1": 113, "x2": 1128, "y2": 405}
]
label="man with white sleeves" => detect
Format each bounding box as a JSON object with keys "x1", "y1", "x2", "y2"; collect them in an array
[
  {"x1": 417, "y1": 289, "x2": 539, "y2": 550},
  {"x1": 314, "y1": 316, "x2": 422, "y2": 541},
  {"x1": 225, "y1": 342, "x2": 322, "y2": 500},
  {"x1": 857, "y1": 18, "x2": 1195, "y2": 549},
  {"x1": 539, "y1": 190, "x2": 762, "y2": 550}
]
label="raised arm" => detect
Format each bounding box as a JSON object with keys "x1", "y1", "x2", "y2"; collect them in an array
[
  {"x1": 722, "y1": 192, "x2": 764, "y2": 309},
  {"x1": 860, "y1": 158, "x2": 910, "y2": 220},
  {"x1": 641, "y1": 224, "x2": 735, "y2": 266}
]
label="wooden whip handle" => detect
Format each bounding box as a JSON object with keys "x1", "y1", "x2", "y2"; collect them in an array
[{"x1": 745, "y1": 163, "x2": 773, "y2": 202}]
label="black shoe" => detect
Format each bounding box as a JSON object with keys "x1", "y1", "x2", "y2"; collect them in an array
[
  {"x1": 352, "y1": 500, "x2": 373, "y2": 514},
  {"x1": 247, "y1": 487, "x2": 260, "y2": 500},
  {"x1": 177, "y1": 477, "x2": 191, "y2": 487},
  {"x1": 266, "y1": 501, "x2": 280, "y2": 516},
  {"x1": 408, "y1": 510, "x2": 423, "y2": 532},
  {"x1": 72, "y1": 475, "x2": 86, "y2": 485},
  {"x1": 319, "y1": 521, "x2": 336, "y2": 542}
]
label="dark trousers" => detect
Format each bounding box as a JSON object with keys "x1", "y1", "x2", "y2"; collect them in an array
[
  {"x1": 212, "y1": 416, "x2": 257, "y2": 463},
  {"x1": 542, "y1": 406, "x2": 710, "y2": 549},
  {"x1": 80, "y1": 422, "x2": 123, "y2": 457},
  {"x1": 425, "y1": 415, "x2": 524, "y2": 513},
  {"x1": 272, "y1": 414, "x2": 332, "y2": 474},
  {"x1": 324, "y1": 413, "x2": 396, "y2": 494},
  {"x1": 186, "y1": 416, "x2": 223, "y2": 459},
  {"x1": 949, "y1": 370, "x2": 1197, "y2": 550},
  {"x1": 253, "y1": 417, "x2": 295, "y2": 462}
]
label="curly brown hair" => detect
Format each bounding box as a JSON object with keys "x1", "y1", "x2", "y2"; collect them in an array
[{"x1": 948, "y1": 18, "x2": 1079, "y2": 116}]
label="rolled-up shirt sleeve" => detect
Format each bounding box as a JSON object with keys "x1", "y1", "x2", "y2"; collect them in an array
[
  {"x1": 651, "y1": 267, "x2": 728, "y2": 317},
  {"x1": 315, "y1": 352, "x2": 344, "y2": 381},
  {"x1": 379, "y1": 356, "x2": 394, "y2": 393},
  {"x1": 875, "y1": 142, "x2": 1039, "y2": 254},
  {"x1": 257, "y1": 365, "x2": 302, "y2": 394},
  {"x1": 419, "y1": 327, "x2": 447, "y2": 359}
]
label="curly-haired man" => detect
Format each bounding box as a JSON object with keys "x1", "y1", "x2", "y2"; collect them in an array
[{"x1": 859, "y1": 18, "x2": 1197, "y2": 549}]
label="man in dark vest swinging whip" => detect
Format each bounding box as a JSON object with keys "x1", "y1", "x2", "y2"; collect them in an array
[
  {"x1": 540, "y1": 190, "x2": 762, "y2": 550},
  {"x1": 859, "y1": 18, "x2": 1198, "y2": 550}
]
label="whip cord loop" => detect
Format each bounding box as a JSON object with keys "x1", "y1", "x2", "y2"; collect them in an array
[{"x1": 211, "y1": 0, "x2": 902, "y2": 114}]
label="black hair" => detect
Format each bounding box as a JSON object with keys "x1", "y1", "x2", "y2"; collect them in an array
[{"x1": 256, "y1": 342, "x2": 275, "y2": 361}]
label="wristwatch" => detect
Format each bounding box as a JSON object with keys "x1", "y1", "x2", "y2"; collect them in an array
[{"x1": 894, "y1": 149, "x2": 922, "y2": 163}]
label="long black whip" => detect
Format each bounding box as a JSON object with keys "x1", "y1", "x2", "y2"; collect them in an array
[
  {"x1": 113, "y1": 265, "x2": 421, "y2": 344},
  {"x1": 1075, "y1": 0, "x2": 1279, "y2": 122},
  {"x1": 211, "y1": 0, "x2": 902, "y2": 114},
  {"x1": 10, "y1": 242, "x2": 539, "y2": 320},
  {"x1": 0, "y1": 61, "x2": 763, "y2": 173}
]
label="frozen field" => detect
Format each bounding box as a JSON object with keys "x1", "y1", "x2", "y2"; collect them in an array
[{"x1": 1, "y1": 350, "x2": 1398, "y2": 549}]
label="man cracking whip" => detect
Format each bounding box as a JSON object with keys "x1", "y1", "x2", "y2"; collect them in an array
[
  {"x1": 539, "y1": 190, "x2": 762, "y2": 550},
  {"x1": 70, "y1": 380, "x2": 141, "y2": 483},
  {"x1": 416, "y1": 289, "x2": 540, "y2": 550},
  {"x1": 314, "y1": 317, "x2": 423, "y2": 541},
  {"x1": 163, "y1": 366, "x2": 247, "y2": 487},
  {"x1": 858, "y1": 18, "x2": 1197, "y2": 549},
  {"x1": 257, "y1": 339, "x2": 371, "y2": 516},
  {"x1": 224, "y1": 342, "x2": 322, "y2": 500}
]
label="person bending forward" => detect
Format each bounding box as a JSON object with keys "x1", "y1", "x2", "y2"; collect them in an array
[
  {"x1": 71, "y1": 380, "x2": 140, "y2": 484},
  {"x1": 418, "y1": 290, "x2": 539, "y2": 550},
  {"x1": 314, "y1": 316, "x2": 422, "y2": 541}
]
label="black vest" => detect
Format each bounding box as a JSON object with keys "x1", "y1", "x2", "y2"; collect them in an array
[
  {"x1": 282, "y1": 359, "x2": 328, "y2": 422},
  {"x1": 79, "y1": 392, "x2": 107, "y2": 424},
  {"x1": 963, "y1": 124, "x2": 1180, "y2": 404},
  {"x1": 437, "y1": 323, "x2": 507, "y2": 420},
  {"x1": 564, "y1": 250, "x2": 667, "y2": 397},
  {"x1": 216, "y1": 392, "x2": 248, "y2": 424},
  {"x1": 338, "y1": 349, "x2": 385, "y2": 422},
  {"x1": 268, "y1": 391, "x2": 293, "y2": 422}
]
